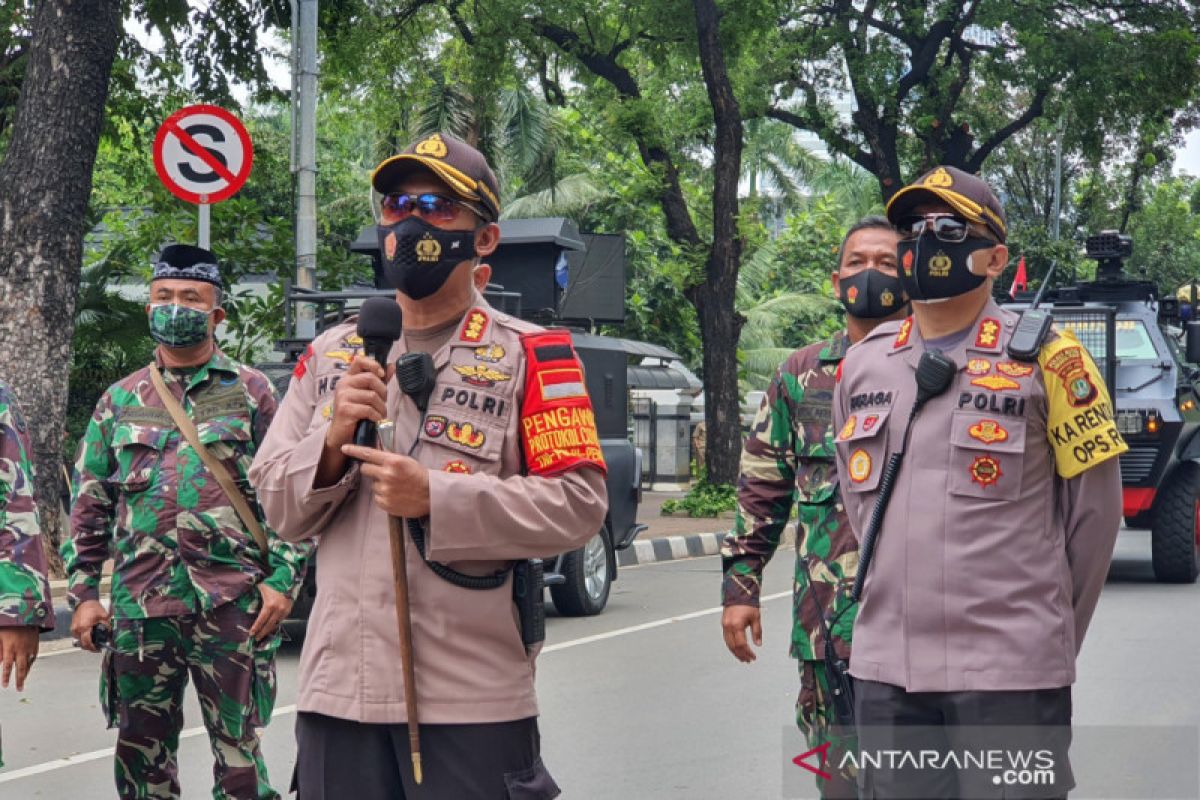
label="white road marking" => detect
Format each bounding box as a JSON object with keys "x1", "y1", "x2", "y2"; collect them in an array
[
  {"x1": 543, "y1": 589, "x2": 790, "y2": 653},
  {"x1": 5, "y1": 560, "x2": 789, "y2": 782},
  {"x1": 0, "y1": 705, "x2": 299, "y2": 784}
]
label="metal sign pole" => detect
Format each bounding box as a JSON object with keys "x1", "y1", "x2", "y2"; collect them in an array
[{"x1": 198, "y1": 202, "x2": 211, "y2": 249}]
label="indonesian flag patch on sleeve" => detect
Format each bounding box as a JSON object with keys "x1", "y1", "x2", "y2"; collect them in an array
[
  {"x1": 519, "y1": 330, "x2": 607, "y2": 477},
  {"x1": 293, "y1": 344, "x2": 314, "y2": 379}
]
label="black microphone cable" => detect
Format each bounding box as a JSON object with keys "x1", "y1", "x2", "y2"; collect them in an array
[
  {"x1": 393, "y1": 351, "x2": 510, "y2": 591},
  {"x1": 850, "y1": 348, "x2": 958, "y2": 602}
]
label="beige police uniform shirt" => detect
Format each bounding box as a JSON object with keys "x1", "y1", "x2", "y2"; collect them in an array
[
  {"x1": 249, "y1": 295, "x2": 607, "y2": 724},
  {"x1": 833, "y1": 298, "x2": 1124, "y2": 692}
]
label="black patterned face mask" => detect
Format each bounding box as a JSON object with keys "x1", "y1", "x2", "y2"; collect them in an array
[
  {"x1": 837, "y1": 269, "x2": 908, "y2": 319},
  {"x1": 897, "y1": 233, "x2": 996, "y2": 302},
  {"x1": 377, "y1": 217, "x2": 479, "y2": 299}
]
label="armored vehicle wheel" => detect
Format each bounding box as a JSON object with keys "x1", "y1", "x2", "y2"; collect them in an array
[
  {"x1": 1151, "y1": 462, "x2": 1200, "y2": 584},
  {"x1": 551, "y1": 525, "x2": 613, "y2": 616}
]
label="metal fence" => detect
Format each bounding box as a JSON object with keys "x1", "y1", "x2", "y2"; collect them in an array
[{"x1": 1049, "y1": 307, "x2": 1118, "y2": 397}]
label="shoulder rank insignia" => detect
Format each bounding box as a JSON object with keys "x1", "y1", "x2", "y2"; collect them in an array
[
  {"x1": 453, "y1": 364, "x2": 512, "y2": 387},
  {"x1": 975, "y1": 318, "x2": 1002, "y2": 349},
  {"x1": 519, "y1": 329, "x2": 606, "y2": 477},
  {"x1": 894, "y1": 317, "x2": 913, "y2": 349},
  {"x1": 459, "y1": 309, "x2": 490, "y2": 342}
]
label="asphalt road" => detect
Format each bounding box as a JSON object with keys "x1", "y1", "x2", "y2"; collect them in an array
[{"x1": 2, "y1": 529, "x2": 1198, "y2": 799}]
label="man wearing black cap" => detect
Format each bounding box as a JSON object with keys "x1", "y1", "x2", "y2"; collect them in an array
[
  {"x1": 251, "y1": 133, "x2": 607, "y2": 798},
  {"x1": 63, "y1": 244, "x2": 312, "y2": 799},
  {"x1": 832, "y1": 167, "x2": 1124, "y2": 798}
]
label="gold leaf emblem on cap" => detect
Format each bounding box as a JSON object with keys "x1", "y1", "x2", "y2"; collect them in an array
[
  {"x1": 415, "y1": 134, "x2": 449, "y2": 159},
  {"x1": 924, "y1": 167, "x2": 954, "y2": 188},
  {"x1": 929, "y1": 251, "x2": 952, "y2": 277},
  {"x1": 415, "y1": 235, "x2": 441, "y2": 262}
]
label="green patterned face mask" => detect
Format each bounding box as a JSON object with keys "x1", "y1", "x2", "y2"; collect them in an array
[{"x1": 148, "y1": 303, "x2": 212, "y2": 348}]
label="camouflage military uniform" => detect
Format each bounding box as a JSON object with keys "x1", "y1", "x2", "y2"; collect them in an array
[
  {"x1": 0, "y1": 381, "x2": 53, "y2": 632},
  {"x1": 721, "y1": 332, "x2": 858, "y2": 798},
  {"x1": 0, "y1": 380, "x2": 54, "y2": 769},
  {"x1": 63, "y1": 351, "x2": 312, "y2": 799}
]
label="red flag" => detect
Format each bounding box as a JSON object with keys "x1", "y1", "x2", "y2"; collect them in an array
[{"x1": 1009, "y1": 256, "x2": 1028, "y2": 298}]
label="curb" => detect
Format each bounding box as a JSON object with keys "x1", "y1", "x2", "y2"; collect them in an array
[{"x1": 617, "y1": 524, "x2": 795, "y2": 568}]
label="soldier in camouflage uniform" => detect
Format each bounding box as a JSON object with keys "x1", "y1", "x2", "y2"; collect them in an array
[
  {"x1": 0, "y1": 380, "x2": 54, "y2": 767},
  {"x1": 721, "y1": 217, "x2": 905, "y2": 798},
  {"x1": 62, "y1": 245, "x2": 312, "y2": 800}
]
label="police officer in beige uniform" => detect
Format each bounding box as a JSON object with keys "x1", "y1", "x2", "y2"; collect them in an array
[
  {"x1": 250, "y1": 133, "x2": 607, "y2": 799},
  {"x1": 833, "y1": 167, "x2": 1124, "y2": 799}
]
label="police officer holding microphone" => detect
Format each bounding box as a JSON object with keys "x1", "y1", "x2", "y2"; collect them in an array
[
  {"x1": 833, "y1": 167, "x2": 1124, "y2": 799},
  {"x1": 250, "y1": 132, "x2": 607, "y2": 799}
]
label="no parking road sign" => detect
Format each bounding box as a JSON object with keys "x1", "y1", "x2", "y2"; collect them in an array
[{"x1": 153, "y1": 105, "x2": 253, "y2": 205}]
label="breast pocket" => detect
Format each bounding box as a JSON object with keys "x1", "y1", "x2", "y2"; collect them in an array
[
  {"x1": 795, "y1": 457, "x2": 837, "y2": 504},
  {"x1": 947, "y1": 411, "x2": 1027, "y2": 501},
  {"x1": 835, "y1": 408, "x2": 892, "y2": 494},
  {"x1": 110, "y1": 423, "x2": 169, "y2": 493},
  {"x1": 197, "y1": 416, "x2": 255, "y2": 481},
  {"x1": 419, "y1": 413, "x2": 504, "y2": 472}
]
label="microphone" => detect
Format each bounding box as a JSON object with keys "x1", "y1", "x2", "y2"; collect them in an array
[
  {"x1": 353, "y1": 297, "x2": 404, "y2": 448},
  {"x1": 395, "y1": 353, "x2": 437, "y2": 412},
  {"x1": 914, "y1": 349, "x2": 958, "y2": 411}
]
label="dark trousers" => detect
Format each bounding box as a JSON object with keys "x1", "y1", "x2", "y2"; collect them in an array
[
  {"x1": 293, "y1": 712, "x2": 560, "y2": 800},
  {"x1": 854, "y1": 679, "x2": 1074, "y2": 800}
]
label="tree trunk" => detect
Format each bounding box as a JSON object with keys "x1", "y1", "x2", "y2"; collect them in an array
[
  {"x1": 0, "y1": 0, "x2": 121, "y2": 574},
  {"x1": 692, "y1": 0, "x2": 744, "y2": 486},
  {"x1": 692, "y1": 282, "x2": 743, "y2": 484}
]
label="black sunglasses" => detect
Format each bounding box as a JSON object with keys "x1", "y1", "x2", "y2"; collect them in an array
[
  {"x1": 380, "y1": 192, "x2": 485, "y2": 223},
  {"x1": 896, "y1": 213, "x2": 971, "y2": 243}
]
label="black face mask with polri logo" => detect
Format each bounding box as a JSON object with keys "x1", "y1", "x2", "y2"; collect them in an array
[
  {"x1": 837, "y1": 269, "x2": 909, "y2": 319},
  {"x1": 377, "y1": 216, "x2": 479, "y2": 300},
  {"x1": 896, "y1": 233, "x2": 996, "y2": 302}
]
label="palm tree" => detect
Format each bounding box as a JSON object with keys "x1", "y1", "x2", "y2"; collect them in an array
[
  {"x1": 413, "y1": 78, "x2": 608, "y2": 219},
  {"x1": 735, "y1": 238, "x2": 839, "y2": 392}
]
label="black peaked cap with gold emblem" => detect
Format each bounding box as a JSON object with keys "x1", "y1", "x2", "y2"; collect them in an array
[
  {"x1": 886, "y1": 165, "x2": 1007, "y2": 243},
  {"x1": 371, "y1": 133, "x2": 501, "y2": 221}
]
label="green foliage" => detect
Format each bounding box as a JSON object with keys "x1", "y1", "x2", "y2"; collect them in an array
[
  {"x1": 66, "y1": 258, "x2": 157, "y2": 460},
  {"x1": 1126, "y1": 178, "x2": 1200, "y2": 291},
  {"x1": 769, "y1": 1, "x2": 1200, "y2": 198},
  {"x1": 660, "y1": 476, "x2": 737, "y2": 518}
]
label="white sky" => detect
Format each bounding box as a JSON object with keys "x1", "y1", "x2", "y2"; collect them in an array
[
  {"x1": 131, "y1": 14, "x2": 1200, "y2": 183},
  {"x1": 1175, "y1": 128, "x2": 1200, "y2": 178}
]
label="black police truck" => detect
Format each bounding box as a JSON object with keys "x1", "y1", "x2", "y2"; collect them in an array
[
  {"x1": 267, "y1": 218, "x2": 689, "y2": 630},
  {"x1": 1004, "y1": 231, "x2": 1200, "y2": 583}
]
